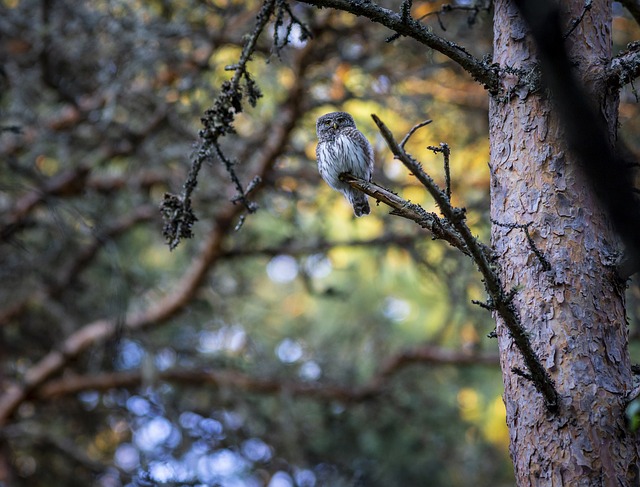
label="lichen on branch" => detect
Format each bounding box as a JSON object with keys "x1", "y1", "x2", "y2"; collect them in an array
[{"x1": 161, "y1": 0, "x2": 309, "y2": 249}]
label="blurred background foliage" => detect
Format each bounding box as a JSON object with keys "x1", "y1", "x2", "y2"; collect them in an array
[{"x1": 1, "y1": 0, "x2": 639, "y2": 486}]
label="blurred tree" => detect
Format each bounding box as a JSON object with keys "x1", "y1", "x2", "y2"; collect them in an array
[{"x1": 1, "y1": 0, "x2": 639, "y2": 486}]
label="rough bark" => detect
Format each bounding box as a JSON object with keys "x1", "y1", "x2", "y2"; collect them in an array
[{"x1": 490, "y1": 1, "x2": 640, "y2": 484}]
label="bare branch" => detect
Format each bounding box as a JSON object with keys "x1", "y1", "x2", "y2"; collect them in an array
[
  {"x1": 427, "y1": 143, "x2": 452, "y2": 201},
  {"x1": 162, "y1": 0, "x2": 278, "y2": 249},
  {"x1": 472, "y1": 299, "x2": 495, "y2": 311},
  {"x1": 625, "y1": 383, "x2": 640, "y2": 405},
  {"x1": 607, "y1": 41, "x2": 640, "y2": 92},
  {"x1": 35, "y1": 346, "x2": 499, "y2": 402},
  {"x1": 400, "y1": 0, "x2": 413, "y2": 23},
  {"x1": 371, "y1": 113, "x2": 559, "y2": 412},
  {"x1": 400, "y1": 119, "x2": 432, "y2": 149},
  {"x1": 221, "y1": 234, "x2": 420, "y2": 258},
  {"x1": 491, "y1": 219, "x2": 552, "y2": 272},
  {"x1": 338, "y1": 173, "x2": 470, "y2": 255},
  {"x1": 563, "y1": 0, "x2": 592, "y2": 40},
  {"x1": 295, "y1": 0, "x2": 498, "y2": 91},
  {"x1": 416, "y1": 1, "x2": 492, "y2": 29}
]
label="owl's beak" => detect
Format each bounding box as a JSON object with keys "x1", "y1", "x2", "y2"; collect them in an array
[{"x1": 332, "y1": 122, "x2": 338, "y2": 130}]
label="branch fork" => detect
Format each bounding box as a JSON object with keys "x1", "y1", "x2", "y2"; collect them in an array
[{"x1": 341, "y1": 114, "x2": 560, "y2": 412}]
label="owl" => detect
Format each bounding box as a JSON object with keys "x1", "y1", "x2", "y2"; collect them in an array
[{"x1": 316, "y1": 111, "x2": 374, "y2": 217}]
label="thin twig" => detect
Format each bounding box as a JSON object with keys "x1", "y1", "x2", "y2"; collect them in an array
[
  {"x1": 472, "y1": 299, "x2": 495, "y2": 311},
  {"x1": 417, "y1": 2, "x2": 491, "y2": 26},
  {"x1": 297, "y1": 0, "x2": 498, "y2": 91},
  {"x1": 443, "y1": 144, "x2": 451, "y2": 200},
  {"x1": 512, "y1": 366, "x2": 533, "y2": 381},
  {"x1": 563, "y1": 0, "x2": 592, "y2": 40},
  {"x1": 400, "y1": 119, "x2": 432, "y2": 149},
  {"x1": 428, "y1": 143, "x2": 451, "y2": 201},
  {"x1": 401, "y1": 0, "x2": 413, "y2": 22},
  {"x1": 491, "y1": 219, "x2": 552, "y2": 271}
]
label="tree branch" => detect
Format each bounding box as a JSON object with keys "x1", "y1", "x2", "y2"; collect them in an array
[
  {"x1": 369, "y1": 114, "x2": 559, "y2": 412},
  {"x1": 161, "y1": 0, "x2": 278, "y2": 248},
  {"x1": 371, "y1": 115, "x2": 493, "y2": 263},
  {"x1": 34, "y1": 346, "x2": 499, "y2": 403},
  {"x1": 491, "y1": 219, "x2": 551, "y2": 272},
  {"x1": 416, "y1": 1, "x2": 491, "y2": 30},
  {"x1": 427, "y1": 142, "x2": 452, "y2": 201},
  {"x1": 400, "y1": 119, "x2": 432, "y2": 149},
  {"x1": 338, "y1": 173, "x2": 470, "y2": 255},
  {"x1": 563, "y1": 0, "x2": 592, "y2": 40},
  {"x1": 295, "y1": 0, "x2": 498, "y2": 92},
  {"x1": 221, "y1": 234, "x2": 420, "y2": 258},
  {"x1": 607, "y1": 41, "x2": 640, "y2": 92}
]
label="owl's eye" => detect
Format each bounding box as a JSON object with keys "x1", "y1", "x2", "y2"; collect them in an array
[
  {"x1": 324, "y1": 120, "x2": 331, "y2": 126},
  {"x1": 337, "y1": 117, "x2": 345, "y2": 123}
]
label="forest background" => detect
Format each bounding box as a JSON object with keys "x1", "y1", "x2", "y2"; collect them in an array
[{"x1": 1, "y1": 0, "x2": 640, "y2": 486}]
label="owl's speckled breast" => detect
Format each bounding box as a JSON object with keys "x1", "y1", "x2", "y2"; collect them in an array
[{"x1": 317, "y1": 134, "x2": 370, "y2": 191}]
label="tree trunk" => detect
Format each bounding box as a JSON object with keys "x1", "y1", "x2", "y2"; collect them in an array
[{"x1": 490, "y1": 0, "x2": 640, "y2": 484}]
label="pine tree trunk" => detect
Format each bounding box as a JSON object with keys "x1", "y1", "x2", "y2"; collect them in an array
[{"x1": 490, "y1": 0, "x2": 640, "y2": 484}]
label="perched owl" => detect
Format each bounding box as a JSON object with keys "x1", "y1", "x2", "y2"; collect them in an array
[{"x1": 316, "y1": 111, "x2": 374, "y2": 217}]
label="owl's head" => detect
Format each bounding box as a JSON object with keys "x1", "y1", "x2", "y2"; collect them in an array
[{"x1": 316, "y1": 111, "x2": 356, "y2": 138}]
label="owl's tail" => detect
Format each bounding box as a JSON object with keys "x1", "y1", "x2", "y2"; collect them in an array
[{"x1": 347, "y1": 190, "x2": 370, "y2": 217}]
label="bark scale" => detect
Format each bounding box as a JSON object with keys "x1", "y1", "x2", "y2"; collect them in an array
[{"x1": 490, "y1": 1, "x2": 640, "y2": 484}]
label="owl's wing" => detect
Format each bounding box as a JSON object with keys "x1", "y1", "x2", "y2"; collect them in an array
[{"x1": 350, "y1": 129, "x2": 374, "y2": 178}]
